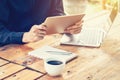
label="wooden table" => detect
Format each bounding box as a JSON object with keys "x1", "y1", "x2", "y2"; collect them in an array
[{"x1": 0, "y1": 12, "x2": 120, "y2": 80}]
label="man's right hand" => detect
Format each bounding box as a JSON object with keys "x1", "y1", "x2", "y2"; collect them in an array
[{"x1": 22, "y1": 25, "x2": 47, "y2": 43}]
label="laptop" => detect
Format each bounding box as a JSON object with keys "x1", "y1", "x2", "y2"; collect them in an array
[{"x1": 60, "y1": 1, "x2": 118, "y2": 47}]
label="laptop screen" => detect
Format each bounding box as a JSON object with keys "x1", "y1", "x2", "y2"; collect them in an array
[
  {"x1": 106, "y1": 1, "x2": 118, "y2": 32},
  {"x1": 109, "y1": 1, "x2": 118, "y2": 23}
]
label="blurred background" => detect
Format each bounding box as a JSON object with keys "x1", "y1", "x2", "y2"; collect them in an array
[{"x1": 63, "y1": 0, "x2": 119, "y2": 15}]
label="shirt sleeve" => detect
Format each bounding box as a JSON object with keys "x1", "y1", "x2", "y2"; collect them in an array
[
  {"x1": 48, "y1": 0, "x2": 66, "y2": 16},
  {"x1": 0, "y1": 0, "x2": 24, "y2": 46}
]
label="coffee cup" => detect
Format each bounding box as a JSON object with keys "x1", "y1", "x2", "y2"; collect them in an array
[{"x1": 44, "y1": 57, "x2": 65, "y2": 76}]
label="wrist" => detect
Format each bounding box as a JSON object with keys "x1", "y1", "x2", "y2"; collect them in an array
[{"x1": 22, "y1": 32, "x2": 30, "y2": 43}]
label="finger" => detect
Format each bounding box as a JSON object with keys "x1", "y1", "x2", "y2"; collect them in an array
[
  {"x1": 36, "y1": 33, "x2": 46, "y2": 37},
  {"x1": 64, "y1": 27, "x2": 82, "y2": 33},
  {"x1": 35, "y1": 29, "x2": 47, "y2": 35},
  {"x1": 66, "y1": 25, "x2": 82, "y2": 31},
  {"x1": 75, "y1": 20, "x2": 84, "y2": 26},
  {"x1": 64, "y1": 30, "x2": 70, "y2": 33},
  {"x1": 64, "y1": 29, "x2": 80, "y2": 34},
  {"x1": 33, "y1": 36, "x2": 44, "y2": 42},
  {"x1": 32, "y1": 25, "x2": 47, "y2": 33},
  {"x1": 32, "y1": 26, "x2": 47, "y2": 35},
  {"x1": 66, "y1": 20, "x2": 83, "y2": 30},
  {"x1": 37, "y1": 25, "x2": 47, "y2": 31},
  {"x1": 30, "y1": 25, "x2": 38, "y2": 32},
  {"x1": 32, "y1": 31, "x2": 46, "y2": 39},
  {"x1": 65, "y1": 27, "x2": 82, "y2": 34},
  {"x1": 41, "y1": 23, "x2": 48, "y2": 28},
  {"x1": 37, "y1": 34, "x2": 45, "y2": 40},
  {"x1": 76, "y1": 20, "x2": 84, "y2": 24},
  {"x1": 34, "y1": 31, "x2": 46, "y2": 40},
  {"x1": 69, "y1": 29, "x2": 81, "y2": 34},
  {"x1": 66, "y1": 24, "x2": 83, "y2": 30},
  {"x1": 31, "y1": 30, "x2": 46, "y2": 39}
]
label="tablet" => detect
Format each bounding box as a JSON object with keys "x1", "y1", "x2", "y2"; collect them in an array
[{"x1": 44, "y1": 14, "x2": 85, "y2": 34}]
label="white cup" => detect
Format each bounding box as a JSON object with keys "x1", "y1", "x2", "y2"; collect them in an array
[{"x1": 44, "y1": 57, "x2": 65, "y2": 76}]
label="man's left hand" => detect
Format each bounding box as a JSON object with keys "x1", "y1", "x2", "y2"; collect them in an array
[{"x1": 64, "y1": 20, "x2": 83, "y2": 34}]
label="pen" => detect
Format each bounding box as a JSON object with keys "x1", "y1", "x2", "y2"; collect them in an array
[{"x1": 46, "y1": 51, "x2": 72, "y2": 55}]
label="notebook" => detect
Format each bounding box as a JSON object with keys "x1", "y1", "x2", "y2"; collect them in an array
[
  {"x1": 60, "y1": 1, "x2": 118, "y2": 47},
  {"x1": 28, "y1": 46, "x2": 78, "y2": 63}
]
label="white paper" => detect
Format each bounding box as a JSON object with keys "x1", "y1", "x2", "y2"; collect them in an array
[{"x1": 28, "y1": 46, "x2": 78, "y2": 63}]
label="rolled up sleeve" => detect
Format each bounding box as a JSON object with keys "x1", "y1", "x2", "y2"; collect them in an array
[{"x1": 0, "y1": 24, "x2": 25, "y2": 46}]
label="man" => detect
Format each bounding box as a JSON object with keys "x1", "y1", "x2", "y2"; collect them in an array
[{"x1": 0, "y1": 0, "x2": 83, "y2": 46}]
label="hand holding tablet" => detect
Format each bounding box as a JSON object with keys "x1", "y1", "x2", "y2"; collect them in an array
[{"x1": 43, "y1": 14, "x2": 85, "y2": 34}]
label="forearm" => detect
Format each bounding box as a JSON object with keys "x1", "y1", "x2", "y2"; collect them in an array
[{"x1": 0, "y1": 30, "x2": 24, "y2": 46}]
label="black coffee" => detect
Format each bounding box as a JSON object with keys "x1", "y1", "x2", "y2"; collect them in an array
[{"x1": 47, "y1": 60, "x2": 63, "y2": 65}]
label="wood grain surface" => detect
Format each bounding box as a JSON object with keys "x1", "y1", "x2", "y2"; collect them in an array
[{"x1": 0, "y1": 13, "x2": 120, "y2": 80}]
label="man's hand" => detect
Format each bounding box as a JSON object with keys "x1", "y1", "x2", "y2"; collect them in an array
[
  {"x1": 64, "y1": 20, "x2": 83, "y2": 34},
  {"x1": 22, "y1": 25, "x2": 47, "y2": 43}
]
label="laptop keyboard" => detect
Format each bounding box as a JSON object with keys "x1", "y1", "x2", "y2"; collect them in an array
[
  {"x1": 60, "y1": 28, "x2": 105, "y2": 47},
  {"x1": 77, "y1": 28, "x2": 105, "y2": 47}
]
